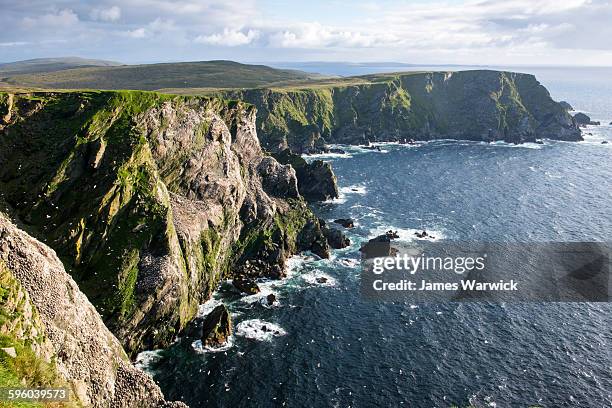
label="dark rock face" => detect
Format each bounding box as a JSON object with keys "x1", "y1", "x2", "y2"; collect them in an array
[
  {"x1": 573, "y1": 112, "x2": 601, "y2": 126},
  {"x1": 274, "y1": 149, "x2": 339, "y2": 201},
  {"x1": 320, "y1": 220, "x2": 350, "y2": 249},
  {"x1": 297, "y1": 218, "x2": 331, "y2": 259},
  {"x1": 266, "y1": 293, "x2": 276, "y2": 305},
  {"x1": 257, "y1": 157, "x2": 299, "y2": 198},
  {"x1": 559, "y1": 101, "x2": 574, "y2": 111},
  {"x1": 359, "y1": 231, "x2": 399, "y2": 258},
  {"x1": 201, "y1": 305, "x2": 232, "y2": 348},
  {"x1": 360, "y1": 234, "x2": 391, "y2": 258},
  {"x1": 219, "y1": 71, "x2": 582, "y2": 152},
  {"x1": 233, "y1": 275, "x2": 260, "y2": 294},
  {"x1": 334, "y1": 218, "x2": 355, "y2": 228}
]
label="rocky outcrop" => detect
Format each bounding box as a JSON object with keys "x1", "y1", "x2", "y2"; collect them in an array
[
  {"x1": 200, "y1": 305, "x2": 232, "y2": 348},
  {"x1": 319, "y1": 219, "x2": 350, "y2": 249},
  {"x1": 573, "y1": 112, "x2": 600, "y2": 126},
  {"x1": 274, "y1": 149, "x2": 339, "y2": 201},
  {"x1": 217, "y1": 70, "x2": 582, "y2": 152},
  {"x1": 0, "y1": 90, "x2": 327, "y2": 356},
  {"x1": 559, "y1": 101, "x2": 574, "y2": 111},
  {"x1": 334, "y1": 218, "x2": 355, "y2": 228},
  {"x1": 232, "y1": 275, "x2": 260, "y2": 294},
  {"x1": 0, "y1": 214, "x2": 185, "y2": 407}
]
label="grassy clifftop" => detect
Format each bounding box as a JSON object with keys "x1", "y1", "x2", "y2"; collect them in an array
[
  {"x1": 0, "y1": 90, "x2": 325, "y2": 355},
  {"x1": 213, "y1": 70, "x2": 581, "y2": 152},
  {"x1": 1, "y1": 60, "x2": 323, "y2": 91}
]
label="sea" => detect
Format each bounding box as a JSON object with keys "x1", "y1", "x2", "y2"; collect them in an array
[{"x1": 140, "y1": 66, "x2": 612, "y2": 407}]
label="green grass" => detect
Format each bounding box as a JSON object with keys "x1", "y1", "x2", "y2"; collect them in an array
[{"x1": 3, "y1": 60, "x2": 323, "y2": 91}]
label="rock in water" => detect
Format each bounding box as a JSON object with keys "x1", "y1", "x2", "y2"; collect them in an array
[
  {"x1": 274, "y1": 149, "x2": 339, "y2": 201},
  {"x1": 201, "y1": 305, "x2": 232, "y2": 348},
  {"x1": 322, "y1": 227, "x2": 350, "y2": 249},
  {"x1": 266, "y1": 294, "x2": 277, "y2": 305},
  {"x1": 233, "y1": 276, "x2": 260, "y2": 295},
  {"x1": 360, "y1": 234, "x2": 392, "y2": 258},
  {"x1": 333, "y1": 218, "x2": 355, "y2": 228},
  {"x1": 573, "y1": 112, "x2": 600, "y2": 126}
]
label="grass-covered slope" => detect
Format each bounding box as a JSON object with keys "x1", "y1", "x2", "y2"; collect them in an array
[
  {"x1": 2, "y1": 60, "x2": 322, "y2": 91},
  {"x1": 0, "y1": 90, "x2": 325, "y2": 355},
  {"x1": 215, "y1": 70, "x2": 582, "y2": 152},
  {"x1": 0, "y1": 57, "x2": 121, "y2": 76}
]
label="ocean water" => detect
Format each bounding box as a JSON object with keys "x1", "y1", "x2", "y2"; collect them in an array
[{"x1": 146, "y1": 69, "x2": 612, "y2": 407}]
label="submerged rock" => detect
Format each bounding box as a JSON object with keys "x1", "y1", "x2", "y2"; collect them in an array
[
  {"x1": 201, "y1": 305, "x2": 232, "y2": 348},
  {"x1": 333, "y1": 218, "x2": 355, "y2": 228},
  {"x1": 316, "y1": 277, "x2": 328, "y2": 284}
]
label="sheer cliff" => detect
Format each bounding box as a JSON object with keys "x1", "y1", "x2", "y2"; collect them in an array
[
  {"x1": 216, "y1": 70, "x2": 582, "y2": 153},
  {"x1": 0, "y1": 91, "x2": 327, "y2": 356}
]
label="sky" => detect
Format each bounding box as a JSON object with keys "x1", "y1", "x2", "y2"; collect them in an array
[{"x1": 1, "y1": 0, "x2": 612, "y2": 66}]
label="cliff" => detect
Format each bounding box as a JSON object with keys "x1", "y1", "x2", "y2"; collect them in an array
[
  {"x1": 0, "y1": 214, "x2": 185, "y2": 407},
  {"x1": 216, "y1": 70, "x2": 582, "y2": 152},
  {"x1": 0, "y1": 90, "x2": 328, "y2": 356}
]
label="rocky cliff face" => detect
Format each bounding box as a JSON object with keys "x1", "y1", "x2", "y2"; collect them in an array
[
  {"x1": 0, "y1": 90, "x2": 327, "y2": 356},
  {"x1": 218, "y1": 70, "x2": 582, "y2": 152},
  {"x1": 0, "y1": 214, "x2": 185, "y2": 407}
]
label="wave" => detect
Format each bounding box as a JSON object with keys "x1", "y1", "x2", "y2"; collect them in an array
[
  {"x1": 134, "y1": 349, "x2": 164, "y2": 373},
  {"x1": 300, "y1": 270, "x2": 337, "y2": 287},
  {"x1": 235, "y1": 319, "x2": 287, "y2": 341},
  {"x1": 339, "y1": 184, "x2": 367, "y2": 195},
  {"x1": 191, "y1": 335, "x2": 235, "y2": 353},
  {"x1": 369, "y1": 225, "x2": 447, "y2": 242}
]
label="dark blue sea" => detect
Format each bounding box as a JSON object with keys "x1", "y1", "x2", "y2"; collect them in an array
[{"x1": 142, "y1": 67, "x2": 612, "y2": 407}]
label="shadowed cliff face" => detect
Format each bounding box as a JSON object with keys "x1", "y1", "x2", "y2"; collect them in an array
[
  {"x1": 0, "y1": 91, "x2": 327, "y2": 355},
  {"x1": 0, "y1": 215, "x2": 186, "y2": 407},
  {"x1": 218, "y1": 70, "x2": 582, "y2": 153}
]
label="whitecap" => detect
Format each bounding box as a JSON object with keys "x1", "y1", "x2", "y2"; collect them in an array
[
  {"x1": 339, "y1": 184, "x2": 367, "y2": 195},
  {"x1": 191, "y1": 336, "x2": 235, "y2": 353},
  {"x1": 134, "y1": 349, "x2": 163, "y2": 373},
  {"x1": 197, "y1": 298, "x2": 222, "y2": 318},
  {"x1": 236, "y1": 319, "x2": 287, "y2": 341},
  {"x1": 300, "y1": 270, "x2": 337, "y2": 287},
  {"x1": 369, "y1": 226, "x2": 447, "y2": 242}
]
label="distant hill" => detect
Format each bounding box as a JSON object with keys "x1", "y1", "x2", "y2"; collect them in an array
[
  {"x1": 1, "y1": 60, "x2": 323, "y2": 91},
  {"x1": 0, "y1": 57, "x2": 122, "y2": 76}
]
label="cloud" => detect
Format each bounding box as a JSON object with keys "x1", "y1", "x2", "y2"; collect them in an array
[
  {"x1": 90, "y1": 6, "x2": 121, "y2": 22},
  {"x1": 1, "y1": 0, "x2": 612, "y2": 65},
  {"x1": 195, "y1": 28, "x2": 260, "y2": 46},
  {"x1": 125, "y1": 28, "x2": 147, "y2": 39},
  {"x1": 22, "y1": 9, "x2": 79, "y2": 28}
]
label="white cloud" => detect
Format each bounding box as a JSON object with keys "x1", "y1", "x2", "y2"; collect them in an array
[
  {"x1": 90, "y1": 6, "x2": 121, "y2": 22},
  {"x1": 22, "y1": 9, "x2": 79, "y2": 28},
  {"x1": 125, "y1": 27, "x2": 147, "y2": 38},
  {"x1": 195, "y1": 28, "x2": 260, "y2": 46},
  {"x1": 267, "y1": 22, "x2": 400, "y2": 49}
]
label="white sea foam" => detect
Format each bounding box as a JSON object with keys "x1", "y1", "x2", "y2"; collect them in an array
[
  {"x1": 134, "y1": 349, "x2": 163, "y2": 373},
  {"x1": 300, "y1": 270, "x2": 337, "y2": 287},
  {"x1": 197, "y1": 298, "x2": 223, "y2": 318},
  {"x1": 339, "y1": 184, "x2": 367, "y2": 195},
  {"x1": 191, "y1": 336, "x2": 235, "y2": 354},
  {"x1": 369, "y1": 226, "x2": 446, "y2": 242},
  {"x1": 236, "y1": 319, "x2": 287, "y2": 341}
]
